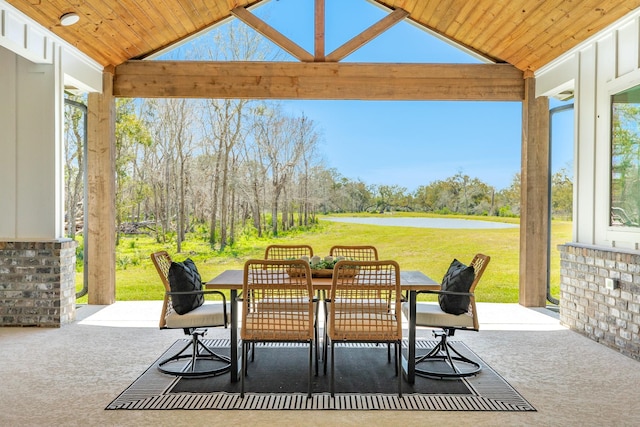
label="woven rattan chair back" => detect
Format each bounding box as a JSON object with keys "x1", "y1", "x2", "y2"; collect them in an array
[
  {"x1": 465, "y1": 253, "x2": 490, "y2": 330},
  {"x1": 150, "y1": 250, "x2": 174, "y2": 329},
  {"x1": 242, "y1": 259, "x2": 315, "y2": 341},
  {"x1": 264, "y1": 244, "x2": 314, "y2": 260},
  {"x1": 329, "y1": 245, "x2": 379, "y2": 261},
  {"x1": 329, "y1": 260, "x2": 402, "y2": 341}
]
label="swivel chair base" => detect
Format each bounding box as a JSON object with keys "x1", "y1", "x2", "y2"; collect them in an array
[
  {"x1": 415, "y1": 330, "x2": 481, "y2": 379},
  {"x1": 158, "y1": 329, "x2": 231, "y2": 378}
]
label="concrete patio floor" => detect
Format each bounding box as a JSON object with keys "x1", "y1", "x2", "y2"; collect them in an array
[{"x1": 0, "y1": 302, "x2": 638, "y2": 426}]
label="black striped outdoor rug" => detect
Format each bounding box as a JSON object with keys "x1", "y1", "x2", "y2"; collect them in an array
[{"x1": 106, "y1": 339, "x2": 535, "y2": 411}]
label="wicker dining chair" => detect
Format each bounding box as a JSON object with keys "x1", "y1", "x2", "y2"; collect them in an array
[
  {"x1": 329, "y1": 245, "x2": 379, "y2": 261},
  {"x1": 402, "y1": 253, "x2": 490, "y2": 379},
  {"x1": 240, "y1": 259, "x2": 316, "y2": 398},
  {"x1": 324, "y1": 245, "x2": 384, "y2": 366},
  {"x1": 326, "y1": 260, "x2": 403, "y2": 397},
  {"x1": 262, "y1": 244, "x2": 318, "y2": 371},
  {"x1": 150, "y1": 251, "x2": 231, "y2": 378},
  {"x1": 264, "y1": 244, "x2": 314, "y2": 260}
]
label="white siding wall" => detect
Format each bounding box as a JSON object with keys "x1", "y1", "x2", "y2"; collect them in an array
[
  {"x1": 0, "y1": 0, "x2": 102, "y2": 239},
  {"x1": 0, "y1": 47, "x2": 60, "y2": 238},
  {"x1": 0, "y1": 47, "x2": 18, "y2": 237},
  {"x1": 0, "y1": 0, "x2": 102, "y2": 91},
  {"x1": 537, "y1": 10, "x2": 640, "y2": 250}
]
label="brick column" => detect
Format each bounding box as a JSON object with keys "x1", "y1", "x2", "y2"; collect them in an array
[{"x1": 0, "y1": 239, "x2": 77, "y2": 327}]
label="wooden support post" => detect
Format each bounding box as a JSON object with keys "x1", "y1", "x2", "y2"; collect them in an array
[
  {"x1": 314, "y1": 0, "x2": 325, "y2": 61},
  {"x1": 519, "y1": 72, "x2": 550, "y2": 307},
  {"x1": 87, "y1": 70, "x2": 116, "y2": 305}
]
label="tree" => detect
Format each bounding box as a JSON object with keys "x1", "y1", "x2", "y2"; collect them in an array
[
  {"x1": 201, "y1": 96, "x2": 248, "y2": 250},
  {"x1": 611, "y1": 102, "x2": 640, "y2": 225},
  {"x1": 497, "y1": 173, "x2": 521, "y2": 217},
  {"x1": 254, "y1": 108, "x2": 305, "y2": 236},
  {"x1": 375, "y1": 184, "x2": 409, "y2": 212},
  {"x1": 114, "y1": 98, "x2": 152, "y2": 245},
  {"x1": 63, "y1": 94, "x2": 87, "y2": 239},
  {"x1": 188, "y1": 20, "x2": 280, "y2": 249},
  {"x1": 294, "y1": 114, "x2": 322, "y2": 227},
  {"x1": 551, "y1": 168, "x2": 573, "y2": 220}
]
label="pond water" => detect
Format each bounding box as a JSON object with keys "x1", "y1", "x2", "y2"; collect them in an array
[{"x1": 321, "y1": 216, "x2": 518, "y2": 229}]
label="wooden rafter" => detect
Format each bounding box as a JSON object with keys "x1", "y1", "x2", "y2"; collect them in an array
[
  {"x1": 325, "y1": 8, "x2": 410, "y2": 62},
  {"x1": 230, "y1": 6, "x2": 314, "y2": 62},
  {"x1": 231, "y1": 4, "x2": 409, "y2": 63}
]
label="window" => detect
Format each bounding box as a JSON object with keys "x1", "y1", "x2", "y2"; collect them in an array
[{"x1": 611, "y1": 85, "x2": 640, "y2": 227}]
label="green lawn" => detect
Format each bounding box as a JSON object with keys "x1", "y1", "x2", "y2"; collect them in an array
[{"x1": 75, "y1": 215, "x2": 571, "y2": 304}]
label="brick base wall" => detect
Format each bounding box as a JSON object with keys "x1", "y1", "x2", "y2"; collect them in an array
[
  {"x1": 0, "y1": 239, "x2": 77, "y2": 327},
  {"x1": 559, "y1": 243, "x2": 640, "y2": 360}
]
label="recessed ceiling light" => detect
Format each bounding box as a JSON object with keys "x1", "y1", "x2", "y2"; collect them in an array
[{"x1": 60, "y1": 12, "x2": 80, "y2": 27}]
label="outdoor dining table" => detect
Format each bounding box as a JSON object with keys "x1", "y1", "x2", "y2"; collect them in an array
[{"x1": 205, "y1": 269, "x2": 439, "y2": 384}]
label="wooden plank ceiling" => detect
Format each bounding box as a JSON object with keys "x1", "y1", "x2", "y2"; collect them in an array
[{"x1": 7, "y1": 0, "x2": 640, "y2": 71}]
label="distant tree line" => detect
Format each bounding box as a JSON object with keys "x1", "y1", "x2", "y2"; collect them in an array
[
  {"x1": 64, "y1": 94, "x2": 573, "y2": 252},
  {"x1": 62, "y1": 21, "x2": 574, "y2": 253}
]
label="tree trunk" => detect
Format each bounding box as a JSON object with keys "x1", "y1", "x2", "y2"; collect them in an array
[
  {"x1": 229, "y1": 186, "x2": 236, "y2": 246},
  {"x1": 271, "y1": 197, "x2": 279, "y2": 236},
  {"x1": 252, "y1": 182, "x2": 262, "y2": 236},
  {"x1": 219, "y1": 145, "x2": 231, "y2": 250},
  {"x1": 209, "y1": 152, "x2": 221, "y2": 248}
]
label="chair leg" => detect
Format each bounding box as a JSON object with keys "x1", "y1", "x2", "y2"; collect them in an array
[
  {"x1": 241, "y1": 341, "x2": 248, "y2": 398},
  {"x1": 314, "y1": 290, "x2": 321, "y2": 376},
  {"x1": 323, "y1": 304, "x2": 329, "y2": 375},
  {"x1": 393, "y1": 342, "x2": 398, "y2": 376},
  {"x1": 396, "y1": 340, "x2": 402, "y2": 397},
  {"x1": 308, "y1": 340, "x2": 313, "y2": 398},
  {"x1": 314, "y1": 317, "x2": 319, "y2": 376},
  {"x1": 330, "y1": 341, "x2": 335, "y2": 397}
]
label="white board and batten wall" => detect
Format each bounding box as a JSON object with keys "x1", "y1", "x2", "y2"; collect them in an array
[
  {"x1": 537, "y1": 8, "x2": 640, "y2": 360},
  {"x1": 0, "y1": 0, "x2": 102, "y2": 240},
  {"x1": 537, "y1": 7, "x2": 640, "y2": 251}
]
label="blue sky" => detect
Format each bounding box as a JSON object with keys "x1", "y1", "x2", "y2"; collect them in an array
[{"x1": 181, "y1": 0, "x2": 575, "y2": 192}]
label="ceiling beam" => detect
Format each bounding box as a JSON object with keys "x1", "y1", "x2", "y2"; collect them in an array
[
  {"x1": 325, "y1": 8, "x2": 410, "y2": 62},
  {"x1": 113, "y1": 61, "x2": 524, "y2": 101}
]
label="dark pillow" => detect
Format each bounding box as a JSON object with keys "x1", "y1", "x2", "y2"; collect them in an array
[
  {"x1": 438, "y1": 259, "x2": 475, "y2": 315},
  {"x1": 167, "y1": 258, "x2": 204, "y2": 315}
]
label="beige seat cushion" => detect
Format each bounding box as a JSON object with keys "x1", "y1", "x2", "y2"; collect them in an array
[
  {"x1": 256, "y1": 298, "x2": 316, "y2": 313},
  {"x1": 401, "y1": 301, "x2": 475, "y2": 329},
  {"x1": 243, "y1": 312, "x2": 313, "y2": 340},
  {"x1": 328, "y1": 312, "x2": 400, "y2": 341},
  {"x1": 326, "y1": 299, "x2": 391, "y2": 314},
  {"x1": 165, "y1": 301, "x2": 229, "y2": 329}
]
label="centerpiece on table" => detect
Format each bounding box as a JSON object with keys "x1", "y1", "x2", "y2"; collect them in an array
[
  {"x1": 305, "y1": 255, "x2": 343, "y2": 277},
  {"x1": 288, "y1": 255, "x2": 357, "y2": 278}
]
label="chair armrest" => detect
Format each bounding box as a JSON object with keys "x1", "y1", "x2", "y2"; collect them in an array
[
  {"x1": 167, "y1": 289, "x2": 227, "y2": 301},
  {"x1": 416, "y1": 289, "x2": 474, "y2": 297},
  {"x1": 166, "y1": 289, "x2": 228, "y2": 327}
]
